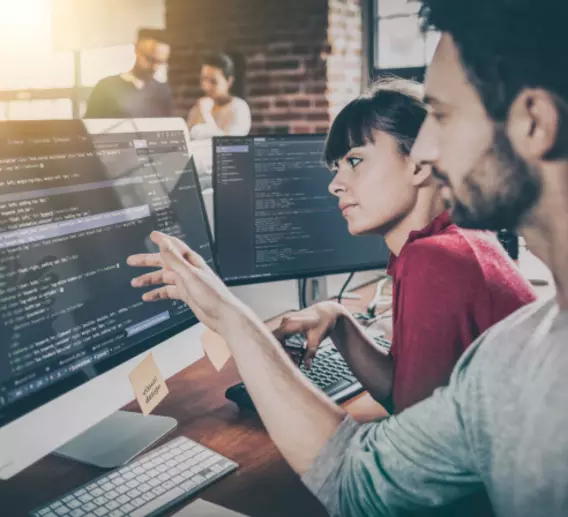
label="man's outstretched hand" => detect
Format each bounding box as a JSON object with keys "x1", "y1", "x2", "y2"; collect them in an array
[{"x1": 127, "y1": 231, "x2": 243, "y2": 335}]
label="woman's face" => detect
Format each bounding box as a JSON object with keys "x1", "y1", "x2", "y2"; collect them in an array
[
  {"x1": 328, "y1": 130, "x2": 418, "y2": 236},
  {"x1": 200, "y1": 65, "x2": 233, "y2": 100}
]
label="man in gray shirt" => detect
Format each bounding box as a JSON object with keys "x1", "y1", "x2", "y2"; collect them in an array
[
  {"x1": 84, "y1": 28, "x2": 173, "y2": 119},
  {"x1": 127, "y1": 0, "x2": 568, "y2": 515}
]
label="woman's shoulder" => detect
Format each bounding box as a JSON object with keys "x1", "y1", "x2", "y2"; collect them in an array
[
  {"x1": 230, "y1": 96, "x2": 251, "y2": 111},
  {"x1": 399, "y1": 228, "x2": 490, "y2": 279},
  {"x1": 402, "y1": 227, "x2": 474, "y2": 263}
]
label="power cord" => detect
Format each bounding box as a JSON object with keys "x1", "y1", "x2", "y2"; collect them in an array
[
  {"x1": 352, "y1": 274, "x2": 392, "y2": 324},
  {"x1": 336, "y1": 272, "x2": 355, "y2": 305},
  {"x1": 300, "y1": 278, "x2": 308, "y2": 309},
  {"x1": 367, "y1": 275, "x2": 392, "y2": 316}
]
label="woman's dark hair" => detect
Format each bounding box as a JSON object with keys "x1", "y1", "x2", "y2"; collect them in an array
[
  {"x1": 202, "y1": 52, "x2": 235, "y2": 80},
  {"x1": 324, "y1": 77, "x2": 426, "y2": 168}
]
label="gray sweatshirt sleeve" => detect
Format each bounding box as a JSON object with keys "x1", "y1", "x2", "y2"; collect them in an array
[{"x1": 302, "y1": 344, "x2": 485, "y2": 517}]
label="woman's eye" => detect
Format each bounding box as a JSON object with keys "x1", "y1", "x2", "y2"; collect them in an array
[
  {"x1": 347, "y1": 157, "x2": 362, "y2": 168},
  {"x1": 431, "y1": 112, "x2": 447, "y2": 123}
]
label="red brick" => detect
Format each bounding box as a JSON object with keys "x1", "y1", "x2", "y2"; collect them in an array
[
  {"x1": 293, "y1": 99, "x2": 312, "y2": 108},
  {"x1": 265, "y1": 59, "x2": 302, "y2": 71},
  {"x1": 305, "y1": 82, "x2": 327, "y2": 94},
  {"x1": 290, "y1": 124, "x2": 313, "y2": 134},
  {"x1": 306, "y1": 112, "x2": 330, "y2": 122}
]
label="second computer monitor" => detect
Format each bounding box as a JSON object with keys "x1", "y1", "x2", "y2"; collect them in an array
[{"x1": 213, "y1": 135, "x2": 390, "y2": 285}]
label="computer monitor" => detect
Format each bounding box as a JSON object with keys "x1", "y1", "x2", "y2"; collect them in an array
[
  {"x1": 0, "y1": 118, "x2": 214, "y2": 479},
  {"x1": 213, "y1": 135, "x2": 390, "y2": 286}
]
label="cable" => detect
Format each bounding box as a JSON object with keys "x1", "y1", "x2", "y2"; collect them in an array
[
  {"x1": 367, "y1": 275, "x2": 391, "y2": 317},
  {"x1": 336, "y1": 272, "x2": 355, "y2": 305},
  {"x1": 300, "y1": 278, "x2": 308, "y2": 309}
]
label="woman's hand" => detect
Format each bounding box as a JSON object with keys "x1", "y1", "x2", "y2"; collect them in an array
[
  {"x1": 127, "y1": 231, "x2": 244, "y2": 335},
  {"x1": 198, "y1": 97, "x2": 215, "y2": 121},
  {"x1": 273, "y1": 301, "x2": 347, "y2": 368}
]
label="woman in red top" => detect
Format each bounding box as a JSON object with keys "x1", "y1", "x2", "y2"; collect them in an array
[
  {"x1": 273, "y1": 77, "x2": 536, "y2": 515},
  {"x1": 275, "y1": 77, "x2": 536, "y2": 412}
]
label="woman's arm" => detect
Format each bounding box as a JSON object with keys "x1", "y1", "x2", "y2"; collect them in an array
[
  {"x1": 274, "y1": 302, "x2": 394, "y2": 405},
  {"x1": 330, "y1": 309, "x2": 394, "y2": 405}
]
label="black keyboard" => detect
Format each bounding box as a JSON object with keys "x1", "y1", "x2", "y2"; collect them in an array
[{"x1": 225, "y1": 335, "x2": 391, "y2": 410}]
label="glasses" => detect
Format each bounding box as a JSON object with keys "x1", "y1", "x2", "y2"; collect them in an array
[{"x1": 139, "y1": 52, "x2": 168, "y2": 67}]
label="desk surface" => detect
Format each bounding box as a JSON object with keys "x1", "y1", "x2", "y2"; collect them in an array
[{"x1": 0, "y1": 284, "x2": 383, "y2": 517}]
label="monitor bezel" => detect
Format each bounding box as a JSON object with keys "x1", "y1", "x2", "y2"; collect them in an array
[
  {"x1": 0, "y1": 118, "x2": 215, "y2": 429},
  {"x1": 212, "y1": 134, "x2": 389, "y2": 287}
]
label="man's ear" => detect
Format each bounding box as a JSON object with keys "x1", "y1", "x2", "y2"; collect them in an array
[
  {"x1": 410, "y1": 162, "x2": 433, "y2": 186},
  {"x1": 507, "y1": 89, "x2": 560, "y2": 161}
]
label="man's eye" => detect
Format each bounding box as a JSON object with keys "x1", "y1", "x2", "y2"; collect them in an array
[{"x1": 347, "y1": 157, "x2": 362, "y2": 168}]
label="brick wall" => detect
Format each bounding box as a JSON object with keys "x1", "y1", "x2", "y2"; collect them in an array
[
  {"x1": 165, "y1": 0, "x2": 363, "y2": 134},
  {"x1": 327, "y1": 0, "x2": 364, "y2": 121}
]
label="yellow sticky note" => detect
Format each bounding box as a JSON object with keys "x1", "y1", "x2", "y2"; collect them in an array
[
  {"x1": 129, "y1": 354, "x2": 169, "y2": 416},
  {"x1": 201, "y1": 328, "x2": 232, "y2": 372}
]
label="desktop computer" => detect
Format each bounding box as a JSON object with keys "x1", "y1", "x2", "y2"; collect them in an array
[
  {"x1": 212, "y1": 135, "x2": 391, "y2": 410},
  {"x1": 0, "y1": 119, "x2": 238, "y2": 515}
]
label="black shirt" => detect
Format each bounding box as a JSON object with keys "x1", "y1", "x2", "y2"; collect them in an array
[{"x1": 84, "y1": 74, "x2": 173, "y2": 118}]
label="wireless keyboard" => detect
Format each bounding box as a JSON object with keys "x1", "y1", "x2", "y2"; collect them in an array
[
  {"x1": 30, "y1": 436, "x2": 238, "y2": 517},
  {"x1": 225, "y1": 335, "x2": 391, "y2": 410}
]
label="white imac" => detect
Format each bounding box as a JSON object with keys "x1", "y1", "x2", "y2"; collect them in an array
[{"x1": 0, "y1": 118, "x2": 214, "y2": 479}]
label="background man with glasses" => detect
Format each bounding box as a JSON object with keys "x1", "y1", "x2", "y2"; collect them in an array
[{"x1": 84, "y1": 28, "x2": 173, "y2": 119}]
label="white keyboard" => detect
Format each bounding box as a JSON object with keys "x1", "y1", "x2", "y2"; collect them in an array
[{"x1": 30, "y1": 436, "x2": 238, "y2": 517}]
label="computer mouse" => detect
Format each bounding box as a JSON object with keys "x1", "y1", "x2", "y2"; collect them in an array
[{"x1": 225, "y1": 382, "x2": 256, "y2": 411}]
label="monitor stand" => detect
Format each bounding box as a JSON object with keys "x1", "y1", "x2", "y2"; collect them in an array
[
  {"x1": 299, "y1": 276, "x2": 329, "y2": 308},
  {"x1": 299, "y1": 276, "x2": 361, "y2": 308},
  {"x1": 54, "y1": 410, "x2": 177, "y2": 469}
]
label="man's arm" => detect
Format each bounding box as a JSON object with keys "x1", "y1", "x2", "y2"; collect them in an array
[
  {"x1": 304, "y1": 343, "x2": 485, "y2": 517},
  {"x1": 226, "y1": 305, "x2": 347, "y2": 473},
  {"x1": 128, "y1": 232, "x2": 484, "y2": 517},
  {"x1": 128, "y1": 233, "x2": 345, "y2": 474}
]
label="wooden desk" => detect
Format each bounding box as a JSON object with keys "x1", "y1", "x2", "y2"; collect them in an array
[{"x1": 0, "y1": 283, "x2": 385, "y2": 517}]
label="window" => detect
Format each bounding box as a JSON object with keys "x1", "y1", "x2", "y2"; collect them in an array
[
  {"x1": 370, "y1": 0, "x2": 440, "y2": 81},
  {"x1": 7, "y1": 99, "x2": 73, "y2": 120},
  {"x1": 0, "y1": 1, "x2": 137, "y2": 120}
]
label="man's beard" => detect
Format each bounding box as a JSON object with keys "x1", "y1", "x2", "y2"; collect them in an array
[{"x1": 437, "y1": 127, "x2": 542, "y2": 231}]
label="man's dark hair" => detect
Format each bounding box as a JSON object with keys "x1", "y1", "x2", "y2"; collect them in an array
[
  {"x1": 202, "y1": 52, "x2": 235, "y2": 80},
  {"x1": 137, "y1": 28, "x2": 169, "y2": 45},
  {"x1": 324, "y1": 77, "x2": 426, "y2": 167},
  {"x1": 420, "y1": 0, "x2": 568, "y2": 121}
]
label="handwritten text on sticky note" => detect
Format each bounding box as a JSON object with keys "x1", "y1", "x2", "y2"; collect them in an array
[{"x1": 129, "y1": 354, "x2": 169, "y2": 415}]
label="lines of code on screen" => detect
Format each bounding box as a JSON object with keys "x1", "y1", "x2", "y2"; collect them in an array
[{"x1": 0, "y1": 123, "x2": 212, "y2": 408}]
